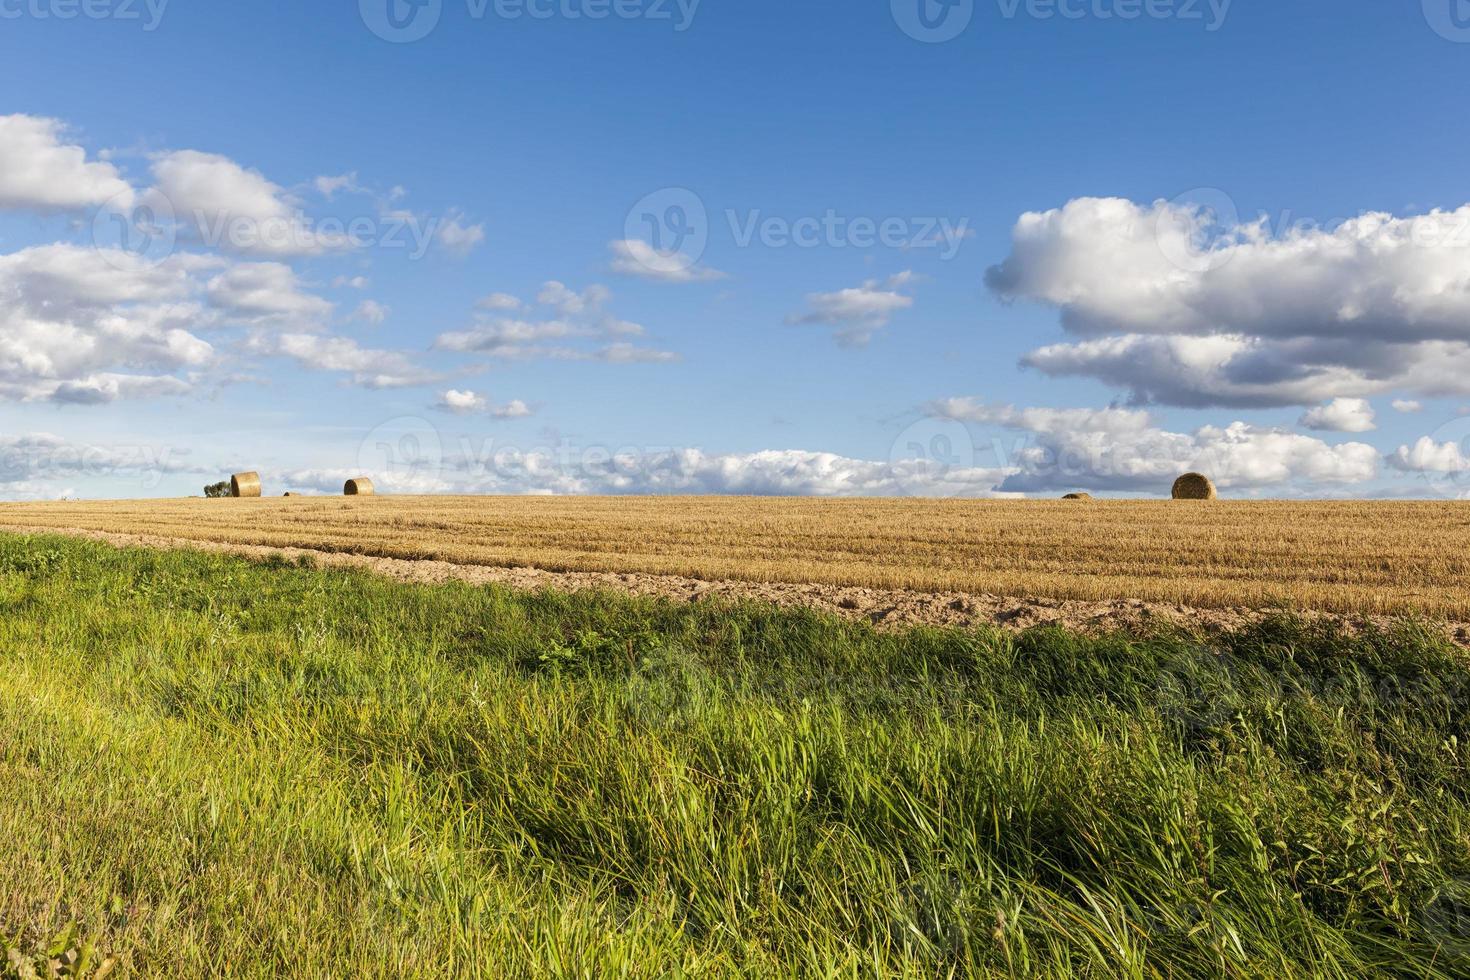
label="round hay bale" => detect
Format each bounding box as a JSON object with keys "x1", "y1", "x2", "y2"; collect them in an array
[
  {"x1": 1062, "y1": 492, "x2": 1093, "y2": 500},
  {"x1": 230, "y1": 472, "x2": 261, "y2": 498},
  {"x1": 1172, "y1": 472, "x2": 1217, "y2": 500},
  {"x1": 344, "y1": 477, "x2": 375, "y2": 496}
]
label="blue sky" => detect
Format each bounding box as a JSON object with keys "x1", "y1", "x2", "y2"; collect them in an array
[{"x1": 3, "y1": 0, "x2": 1470, "y2": 499}]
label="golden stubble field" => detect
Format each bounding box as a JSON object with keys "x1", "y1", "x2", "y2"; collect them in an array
[{"x1": 1, "y1": 495, "x2": 1467, "y2": 618}]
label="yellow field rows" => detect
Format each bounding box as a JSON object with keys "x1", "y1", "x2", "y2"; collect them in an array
[{"x1": 0, "y1": 496, "x2": 1466, "y2": 617}]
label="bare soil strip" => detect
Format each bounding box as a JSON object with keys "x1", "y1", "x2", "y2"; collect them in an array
[{"x1": 7, "y1": 522, "x2": 1466, "y2": 645}]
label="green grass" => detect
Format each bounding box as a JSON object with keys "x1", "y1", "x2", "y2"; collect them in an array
[{"x1": 2, "y1": 532, "x2": 1470, "y2": 978}]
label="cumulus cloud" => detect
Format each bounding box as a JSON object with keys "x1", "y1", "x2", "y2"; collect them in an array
[
  {"x1": 281, "y1": 447, "x2": 1013, "y2": 497},
  {"x1": 1387, "y1": 437, "x2": 1470, "y2": 474},
  {"x1": 0, "y1": 244, "x2": 215, "y2": 403},
  {"x1": 787, "y1": 272, "x2": 915, "y2": 347},
  {"x1": 313, "y1": 172, "x2": 361, "y2": 199},
  {"x1": 248, "y1": 332, "x2": 437, "y2": 389},
  {"x1": 608, "y1": 239, "x2": 727, "y2": 283},
  {"x1": 1392, "y1": 399, "x2": 1423, "y2": 413},
  {"x1": 0, "y1": 432, "x2": 195, "y2": 497},
  {"x1": 477, "y1": 292, "x2": 522, "y2": 311},
  {"x1": 932, "y1": 399, "x2": 1380, "y2": 493},
  {"x1": 1300, "y1": 397, "x2": 1376, "y2": 433},
  {"x1": 990, "y1": 196, "x2": 1470, "y2": 407},
  {"x1": 205, "y1": 262, "x2": 334, "y2": 324},
  {"x1": 538, "y1": 281, "x2": 609, "y2": 316},
  {"x1": 434, "y1": 283, "x2": 677, "y2": 363},
  {"x1": 0, "y1": 114, "x2": 134, "y2": 212},
  {"x1": 352, "y1": 299, "x2": 389, "y2": 325},
  {"x1": 434, "y1": 209, "x2": 485, "y2": 257},
  {"x1": 434, "y1": 389, "x2": 533, "y2": 418},
  {"x1": 146, "y1": 150, "x2": 356, "y2": 257}
]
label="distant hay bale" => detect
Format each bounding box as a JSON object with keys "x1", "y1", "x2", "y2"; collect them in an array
[
  {"x1": 344, "y1": 477, "x2": 375, "y2": 496},
  {"x1": 1172, "y1": 472, "x2": 1217, "y2": 500},
  {"x1": 1062, "y1": 492, "x2": 1093, "y2": 500},
  {"x1": 230, "y1": 472, "x2": 261, "y2": 498}
]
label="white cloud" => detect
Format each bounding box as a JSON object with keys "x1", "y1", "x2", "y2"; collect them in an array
[
  {"x1": 1021, "y1": 333, "x2": 1470, "y2": 409},
  {"x1": 0, "y1": 244, "x2": 214, "y2": 403},
  {"x1": 352, "y1": 299, "x2": 389, "y2": 325},
  {"x1": 282, "y1": 448, "x2": 1013, "y2": 497},
  {"x1": 477, "y1": 292, "x2": 523, "y2": 311},
  {"x1": 205, "y1": 262, "x2": 334, "y2": 324},
  {"x1": 989, "y1": 196, "x2": 1470, "y2": 407},
  {"x1": 0, "y1": 114, "x2": 134, "y2": 212},
  {"x1": 608, "y1": 239, "x2": 727, "y2": 283},
  {"x1": 494, "y1": 398, "x2": 533, "y2": 419},
  {"x1": 434, "y1": 389, "x2": 533, "y2": 418},
  {"x1": 313, "y1": 172, "x2": 361, "y2": 199},
  {"x1": 51, "y1": 374, "x2": 193, "y2": 404},
  {"x1": 1299, "y1": 397, "x2": 1376, "y2": 433},
  {"x1": 249, "y1": 332, "x2": 437, "y2": 389},
  {"x1": 435, "y1": 209, "x2": 485, "y2": 257},
  {"x1": 1387, "y1": 437, "x2": 1470, "y2": 474},
  {"x1": 0, "y1": 432, "x2": 194, "y2": 495},
  {"x1": 147, "y1": 150, "x2": 356, "y2": 258},
  {"x1": 435, "y1": 283, "x2": 676, "y2": 363},
  {"x1": 595, "y1": 342, "x2": 679, "y2": 364},
  {"x1": 933, "y1": 399, "x2": 1380, "y2": 493},
  {"x1": 538, "y1": 281, "x2": 610, "y2": 316},
  {"x1": 332, "y1": 275, "x2": 370, "y2": 290},
  {"x1": 787, "y1": 272, "x2": 915, "y2": 347},
  {"x1": 1392, "y1": 399, "x2": 1423, "y2": 413},
  {"x1": 437, "y1": 388, "x2": 485, "y2": 413}
]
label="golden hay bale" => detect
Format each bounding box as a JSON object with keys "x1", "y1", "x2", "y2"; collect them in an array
[
  {"x1": 1172, "y1": 472, "x2": 1217, "y2": 500},
  {"x1": 1062, "y1": 492, "x2": 1093, "y2": 500},
  {"x1": 230, "y1": 472, "x2": 261, "y2": 498},
  {"x1": 344, "y1": 477, "x2": 375, "y2": 496}
]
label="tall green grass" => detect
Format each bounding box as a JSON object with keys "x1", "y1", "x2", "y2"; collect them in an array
[{"x1": 2, "y1": 532, "x2": 1469, "y2": 978}]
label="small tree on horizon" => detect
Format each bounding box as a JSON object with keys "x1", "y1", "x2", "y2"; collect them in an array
[{"x1": 204, "y1": 480, "x2": 231, "y2": 498}]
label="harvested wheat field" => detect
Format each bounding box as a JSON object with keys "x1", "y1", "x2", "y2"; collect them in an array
[{"x1": 1, "y1": 495, "x2": 1468, "y2": 620}]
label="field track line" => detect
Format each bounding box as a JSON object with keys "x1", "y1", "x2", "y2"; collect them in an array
[{"x1": 3, "y1": 521, "x2": 1467, "y2": 646}]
